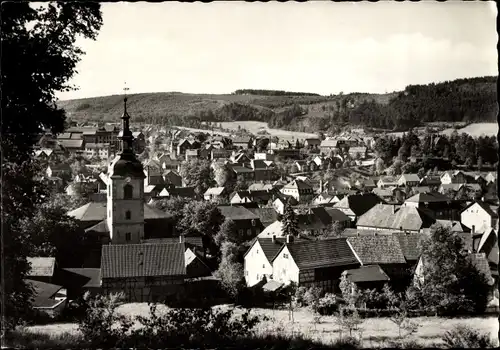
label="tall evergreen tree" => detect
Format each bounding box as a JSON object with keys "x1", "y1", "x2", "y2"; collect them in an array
[{"x1": 281, "y1": 200, "x2": 299, "y2": 237}]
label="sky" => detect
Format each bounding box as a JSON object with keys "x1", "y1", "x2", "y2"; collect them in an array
[{"x1": 56, "y1": 1, "x2": 498, "y2": 101}]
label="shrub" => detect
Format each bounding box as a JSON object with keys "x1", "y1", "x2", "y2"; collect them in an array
[
  {"x1": 303, "y1": 286, "x2": 323, "y2": 313},
  {"x1": 317, "y1": 293, "x2": 340, "y2": 315},
  {"x1": 442, "y1": 325, "x2": 496, "y2": 348},
  {"x1": 77, "y1": 292, "x2": 133, "y2": 347},
  {"x1": 336, "y1": 306, "x2": 363, "y2": 337},
  {"x1": 294, "y1": 286, "x2": 308, "y2": 306}
]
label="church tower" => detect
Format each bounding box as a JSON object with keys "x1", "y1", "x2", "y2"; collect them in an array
[{"x1": 107, "y1": 97, "x2": 145, "y2": 244}]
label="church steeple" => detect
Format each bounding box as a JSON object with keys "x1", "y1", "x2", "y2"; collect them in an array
[{"x1": 120, "y1": 97, "x2": 134, "y2": 153}]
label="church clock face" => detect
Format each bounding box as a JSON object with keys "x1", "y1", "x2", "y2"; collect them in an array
[{"x1": 125, "y1": 177, "x2": 131, "y2": 183}]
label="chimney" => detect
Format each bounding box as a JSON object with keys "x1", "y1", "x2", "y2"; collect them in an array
[
  {"x1": 400, "y1": 226, "x2": 403, "y2": 232},
  {"x1": 319, "y1": 179, "x2": 324, "y2": 194},
  {"x1": 286, "y1": 234, "x2": 294, "y2": 244},
  {"x1": 272, "y1": 235, "x2": 276, "y2": 243},
  {"x1": 471, "y1": 225, "x2": 475, "y2": 236},
  {"x1": 179, "y1": 235, "x2": 185, "y2": 244}
]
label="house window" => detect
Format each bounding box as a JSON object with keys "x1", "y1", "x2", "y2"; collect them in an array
[
  {"x1": 123, "y1": 184, "x2": 133, "y2": 199},
  {"x1": 125, "y1": 210, "x2": 131, "y2": 220},
  {"x1": 125, "y1": 232, "x2": 131, "y2": 241},
  {"x1": 239, "y1": 229, "x2": 244, "y2": 235},
  {"x1": 262, "y1": 264, "x2": 265, "y2": 269},
  {"x1": 251, "y1": 219, "x2": 256, "y2": 227},
  {"x1": 283, "y1": 253, "x2": 289, "y2": 259},
  {"x1": 247, "y1": 229, "x2": 252, "y2": 236}
]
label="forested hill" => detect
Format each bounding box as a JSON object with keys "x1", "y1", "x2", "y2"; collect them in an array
[{"x1": 59, "y1": 76, "x2": 497, "y2": 132}]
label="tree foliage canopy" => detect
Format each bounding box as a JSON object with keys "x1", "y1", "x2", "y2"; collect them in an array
[{"x1": 1, "y1": 2, "x2": 102, "y2": 329}]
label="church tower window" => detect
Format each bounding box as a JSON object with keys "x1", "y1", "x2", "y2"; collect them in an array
[
  {"x1": 125, "y1": 232, "x2": 131, "y2": 241},
  {"x1": 124, "y1": 184, "x2": 133, "y2": 199},
  {"x1": 125, "y1": 210, "x2": 131, "y2": 220}
]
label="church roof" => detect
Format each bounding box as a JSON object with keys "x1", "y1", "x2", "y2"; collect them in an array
[
  {"x1": 68, "y1": 202, "x2": 173, "y2": 223},
  {"x1": 108, "y1": 152, "x2": 145, "y2": 179}
]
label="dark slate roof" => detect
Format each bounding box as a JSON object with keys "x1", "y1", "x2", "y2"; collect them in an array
[
  {"x1": 357, "y1": 204, "x2": 395, "y2": 228},
  {"x1": 70, "y1": 202, "x2": 173, "y2": 223},
  {"x1": 247, "y1": 208, "x2": 279, "y2": 226},
  {"x1": 394, "y1": 233, "x2": 423, "y2": 261},
  {"x1": 334, "y1": 193, "x2": 384, "y2": 216},
  {"x1": 406, "y1": 191, "x2": 451, "y2": 203},
  {"x1": 218, "y1": 205, "x2": 259, "y2": 221},
  {"x1": 282, "y1": 238, "x2": 360, "y2": 269},
  {"x1": 25, "y1": 279, "x2": 63, "y2": 308},
  {"x1": 142, "y1": 236, "x2": 203, "y2": 250},
  {"x1": 59, "y1": 139, "x2": 84, "y2": 149},
  {"x1": 343, "y1": 265, "x2": 390, "y2": 283},
  {"x1": 347, "y1": 236, "x2": 407, "y2": 265},
  {"x1": 101, "y1": 243, "x2": 186, "y2": 279},
  {"x1": 256, "y1": 238, "x2": 286, "y2": 262},
  {"x1": 85, "y1": 220, "x2": 109, "y2": 234},
  {"x1": 61, "y1": 268, "x2": 102, "y2": 288},
  {"x1": 390, "y1": 206, "x2": 436, "y2": 231}
]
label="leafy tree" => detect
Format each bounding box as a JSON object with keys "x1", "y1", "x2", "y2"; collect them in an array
[
  {"x1": 417, "y1": 167, "x2": 426, "y2": 179},
  {"x1": 152, "y1": 197, "x2": 190, "y2": 225},
  {"x1": 322, "y1": 221, "x2": 343, "y2": 239},
  {"x1": 477, "y1": 156, "x2": 483, "y2": 171},
  {"x1": 178, "y1": 201, "x2": 224, "y2": 240},
  {"x1": 22, "y1": 198, "x2": 85, "y2": 267},
  {"x1": 1, "y1": 2, "x2": 102, "y2": 329},
  {"x1": 416, "y1": 225, "x2": 491, "y2": 315},
  {"x1": 214, "y1": 219, "x2": 240, "y2": 246},
  {"x1": 180, "y1": 159, "x2": 215, "y2": 196},
  {"x1": 281, "y1": 201, "x2": 299, "y2": 237},
  {"x1": 375, "y1": 158, "x2": 386, "y2": 175},
  {"x1": 214, "y1": 241, "x2": 245, "y2": 298},
  {"x1": 213, "y1": 162, "x2": 233, "y2": 188}
]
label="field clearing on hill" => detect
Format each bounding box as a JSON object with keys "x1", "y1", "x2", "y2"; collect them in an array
[
  {"x1": 217, "y1": 121, "x2": 317, "y2": 139},
  {"x1": 440, "y1": 122, "x2": 498, "y2": 137},
  {"x1": 24, "y1": 303, "x2": 498, "y2": 348},
  {"x1": 174, "y1": 125, "x2": 231, "y2": 136}
]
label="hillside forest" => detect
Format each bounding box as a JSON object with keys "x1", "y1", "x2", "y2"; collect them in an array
[{"x1": 60, "y1": 76, "x2": 497, "y2": 133}]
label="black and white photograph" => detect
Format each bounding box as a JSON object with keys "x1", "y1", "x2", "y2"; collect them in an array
[{"x1": 1, "y1": 1, "x2": 499, "y2": 348}]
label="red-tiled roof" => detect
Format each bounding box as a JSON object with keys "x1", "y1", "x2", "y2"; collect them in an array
[{"x1": 101, "y1": 243, "x2": 186, "y2": 279}]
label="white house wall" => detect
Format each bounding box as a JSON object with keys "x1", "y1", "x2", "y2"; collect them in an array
[
  {"x1": 244, "y1": 241, "x2": 273, "y2": 287},
  {"x1": 272, "y1": 246, "x2": 299, "y2": 285}
]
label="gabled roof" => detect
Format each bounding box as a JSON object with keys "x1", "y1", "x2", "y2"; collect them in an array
[
  {"x1": 357, "y1": 204, "x2": 395, "y2": 228},
  {"x1": 462, "y1": 201, "x2": 498, "y2": 218},
  {"x1": 101, "y1": 243, "x2": 186, "y2": 279},
  {"x1": 405, "y1": 191, "x2": 451, "y2": 203},
  {"x1": 393, "y1": 233, "x2": 423, "y2": 262},
  {"x1": 325, "y1": 208, "x2": 350, "y2": 222},
  {"x1": 400, "y1": 174, "x2": 420, "y2": 182},
  {"x1": 59, "y1": 139, "x2": 84, "y2": 149},
  {"x1": 282, "y1": 179, "x2": 312, "y2": 191},
  {"x1": 343, "y1": 265, "x2": 390, "y2": 283},
  {"x1": 27, "y1": 257, "x2": 56, "y2": 277},
  {"x1": 204, "y1": 187, "x2": 226, "y2": 196},
  {"x1": 252, "y1": 238, "x2": 286, "y2": 262},
  {"x1": 61, "y1": 268, "x2": 102, "y2": 288},
  {"x1": 391, "y1": 206, "x2": 435, "y2": 231},
  {"x1": 378, "y1": 176, "x2": 398, "y2": 183},
  {"x1": 278, "y1": 238, "x2": 359, "y2": 270},
  {"x1": 333, "y1": 193, "x2": 384, "y2": 216},
  {"x1": 142, "y1": 236, "x2": 204, "y2": 250},
  {"x1": 68, "y1": 202, "x2": 173, "y2": 222},
  {"x1": 247, "y1": 208, "x2": 279, "y2": 226},
  {"x1": 248, "y1": 183, "x2": 274, "y2": 191},
  {"x1": 347, "y1": 236, "x2": 407, "y2": 265},
  {"x1": 320, "y1": 139, "x2": 338, "y2": 147},
  {"x1": 218, "y1": 205, "x2": 259, "y2": 220},
  {"x1": 161, "y1": 187, "x2": 196, "y2": 198},
  {"x1": 25, "y1": 279, "x2": 64, "y2": 308}
]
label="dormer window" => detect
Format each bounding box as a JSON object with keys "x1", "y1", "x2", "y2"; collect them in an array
[{"x1": 124, "y1": 184, "x2": 133, "y2": 199}]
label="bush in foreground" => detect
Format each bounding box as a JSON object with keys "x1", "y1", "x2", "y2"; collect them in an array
[{"x1": 442, "y1": 325, "x2": 496, "y2": 348}]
